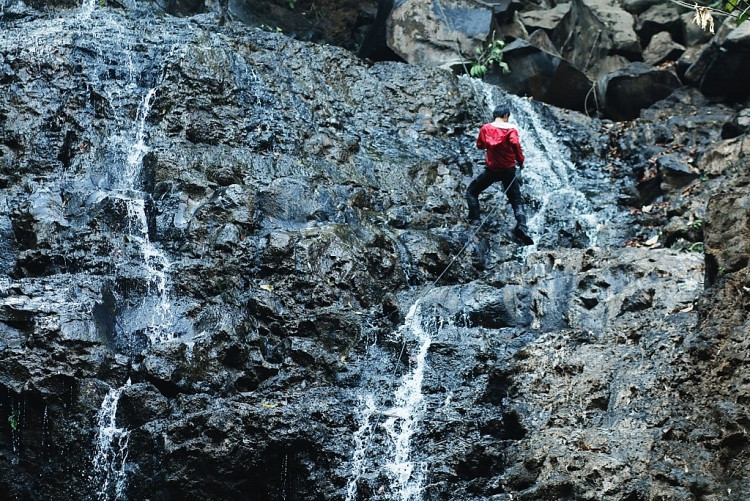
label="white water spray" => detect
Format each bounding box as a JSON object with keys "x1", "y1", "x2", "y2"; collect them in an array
[
  {"x1": 116, "y1": 89, "x2": 175, "y2": 344},
  {"x1": 473, "y1": 80, "x2": 605, "y2": 248},
  {"x1": 381, "y1": 301, "x2": 432, "y2": 501},
  {"x1": 345, "y1": 396, "x2": 377, "y2": 501},
  {"x1": 346, "y1": 299, "x2": 435, "y2": 501},
  {"x1": 92, "y1": 380, "x2": 131, "y2": 500}
]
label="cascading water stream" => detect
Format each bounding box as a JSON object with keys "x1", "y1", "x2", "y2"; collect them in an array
[
  {"x1": 115, "y1": 87, "x2": 175, "y2": 345},
  {"x1": 380, "y1": 301, "x2": 433, "y2": 501},
  {"x1": 91, "y1": 380, "x2": 131, "y2": 501},
  {"x1": 345, "y1": 299, "x2": 437, "y2": 501},
  {"x1": 69, "y1": 1, "x2": 177, "y2": 347},
  {"x1": 66, "y1": 3, "x2": 179, "y2": 499},
  {"x1": 473, "y1": 80, "x2": 607, "y2": 249},
  {"x1": 346, "y1": 82, "x2": 610, "y2": 500}
]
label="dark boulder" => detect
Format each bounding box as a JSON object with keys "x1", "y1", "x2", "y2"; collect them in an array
[
  {"x1": 551, "y1": 0, "x2": 641, "y2": 77},
  {"x1": 490, "y1": 31, "x2": 593, "y2": 112},
  {"x1": 597, "y1": 62, "x2": 681, "y2": 121},
  {"x1": 642, "y1": 31, "x2": 685, "y2": 66},
  {"x1": 634, "y1": 1, "x2": 686, "y2": 46},
  {"x1": 385, "y1": 0, "x2": 493, "y2": 66},
  {"x1": 684, "y1": 19, "x2": 750, "y2": 100}
]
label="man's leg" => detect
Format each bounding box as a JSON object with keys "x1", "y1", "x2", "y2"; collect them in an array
[
  {"x1": 465, "y1": 170, "x2": 497, "y2": 221},
  {"x1": 500, "y1": 169, "x2": 533, "y2": 244}
]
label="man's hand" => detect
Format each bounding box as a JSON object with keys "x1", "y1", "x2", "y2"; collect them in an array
[{"x1": 518, "y1": 162, "x2": 524, "y2": 170}]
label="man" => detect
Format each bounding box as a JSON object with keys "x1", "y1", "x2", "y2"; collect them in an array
[{"x1": 466, "y1": 104, "x2": 533, "y2": 245}]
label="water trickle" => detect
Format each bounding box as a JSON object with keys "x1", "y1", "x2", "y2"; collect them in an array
[
  {"x1": 66, "y1": 3, "x2": 178, "y2": 346},
  {"x1": 345, "y1": 395, "x2": 377, "y2": 501},
  {"x1": 346, "y1": 299, "x2": 436, "y2": 501},
  {"x1": 381, "y1": 301, "x2": 432, "y2": 501},
  {"x1": 114, "y1": 89, "x2": 176, "y2": 345},
  {"x1": 91, "y1": 380, "x2": 131, "y2": 501}
]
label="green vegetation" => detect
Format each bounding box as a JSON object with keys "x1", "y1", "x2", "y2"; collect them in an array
[
  {"x1": 8, "y1": 412, "x2": 18, "y2": 431},
  {"x1": 669, "y1": 0, "x2": 750, "y2": 31},
  {"x1": 470, "y1": 34, "x2": 509, "y2": 78}
]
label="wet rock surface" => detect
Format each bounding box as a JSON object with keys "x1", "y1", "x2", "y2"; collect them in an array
[{"x1": 1, "y1": 1, "x2": 749, "y2": 501}]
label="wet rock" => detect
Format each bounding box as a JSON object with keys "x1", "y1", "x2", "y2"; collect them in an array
[{"x1": 1, "y1": 2, "x2": 750, "y2": 501}]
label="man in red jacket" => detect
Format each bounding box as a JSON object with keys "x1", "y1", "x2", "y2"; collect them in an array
[{"x1": 466, "y1": 104, "x2": 533, "y2": 245}]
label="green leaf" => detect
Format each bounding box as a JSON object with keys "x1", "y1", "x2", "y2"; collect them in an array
[
  {"x1": 499, "y1": 62, "x2": 510, "y2": 75},
  {"x1": 470, "y1": 64, "x2": 487, "y2": 77}
]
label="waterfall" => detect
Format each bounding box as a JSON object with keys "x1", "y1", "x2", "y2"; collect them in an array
[
  {"x1": 346, "y1": 299, "x2": 436, "y2": 501},
  {"x1": 116, "y1": 89, "x2": 176, "y2": 345},
  {"x1": 381, "y1": 301, "x2": 432, "y2": 501},
  {"x1": 345, "y1": 396, "x2": 377, "y2": 501},
  {"x1": 344, "y1": 83, "x2": 613, "y2": 499},
  {"x1": 68, "y1": 0, "x2": 177, "y2": 346},
  {"x1": 91, "y1": 380, "x2": 131, "y2": 501},
  {"x1": 471, "y1": 79, "x2": 607, "y2": 248}
]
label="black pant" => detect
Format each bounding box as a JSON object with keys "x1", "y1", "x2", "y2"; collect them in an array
[{"x1": 466, "y1": 168, "x2": 527, "y2": 230}]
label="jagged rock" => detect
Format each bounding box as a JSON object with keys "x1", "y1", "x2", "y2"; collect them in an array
[
  {"x1": 386, "y1": 0, "x2": 493, "y2": 66},
  {"x1": 493, "y1": 8, "x2": 529, "y2": 41},
  {"x1": 596, "y1": 62, "x2": 681, "y2": 121},
  {"x1": 519, "y1": 2, "x2": 570, "y2": 34},
  {"x1": 634, "y1": 1, "x2": 686, "y2": 46},
  {"x1": 490, "y1": 30, "x2": 593, "y2": 112},
  {"x1": 642, "y1": 31, "x2": 685, "y2": 66},
  {"x1": 657, "y1": 152, "x2": 699, "y2": 194},
  {"x1": 551, "y1": 0, "x2": 642, "y2": 77},
  {"x1": 684, "y1": 18, "x2": 750, "y2": 100}
]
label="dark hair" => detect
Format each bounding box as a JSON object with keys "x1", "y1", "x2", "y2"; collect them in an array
[{"x1": 492, "y1": 105, "x2": 510, "y2": 119}]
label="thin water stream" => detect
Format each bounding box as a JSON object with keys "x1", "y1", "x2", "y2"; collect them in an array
[
  {"x1": 67, "y1": 3, "x2": 178, "y2": 499},
  {"x1": 345, "y1": 80, "x2": 609, "y2": 500}
]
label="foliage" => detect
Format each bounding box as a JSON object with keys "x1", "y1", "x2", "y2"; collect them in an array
[
  {"x1": 470, "y1": 34, "x2": 509, "y2": 78},
  {"x1": 8, "y1": 412, "x2": 18, "y2": 431},
  {"x1": 725, "y1": 0, "x2": 750, "y2": 23},
  {"x1": 669, "y1": 0, "x2": 750, "y2": 31}
]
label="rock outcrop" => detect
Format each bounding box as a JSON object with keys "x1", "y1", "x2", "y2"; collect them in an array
[{"x1": 1, "y1": 1, "x2": 749, "y2": 500}]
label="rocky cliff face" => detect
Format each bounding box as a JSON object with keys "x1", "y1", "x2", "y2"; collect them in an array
[{"x1": 1, "y1": 1, "x2": 749, "y2": 501}]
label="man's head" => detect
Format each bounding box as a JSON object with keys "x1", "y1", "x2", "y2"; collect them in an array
[{"x1": 492, "y1": 105, "x2": 510, "y2": 120}]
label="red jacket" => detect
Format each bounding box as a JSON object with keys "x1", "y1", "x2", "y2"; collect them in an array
[{"x1": 476, "y1": 123, "x2": 524, "y2": 171}]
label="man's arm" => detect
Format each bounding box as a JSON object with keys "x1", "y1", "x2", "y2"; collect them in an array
[{"x1": 476, "y1": 125, "x2": 487, "y2": 150}]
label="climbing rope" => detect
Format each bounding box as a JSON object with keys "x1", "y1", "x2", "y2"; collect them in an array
[{"x1": 353, "y1": 1, "x2": 523, "y2": 481}]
